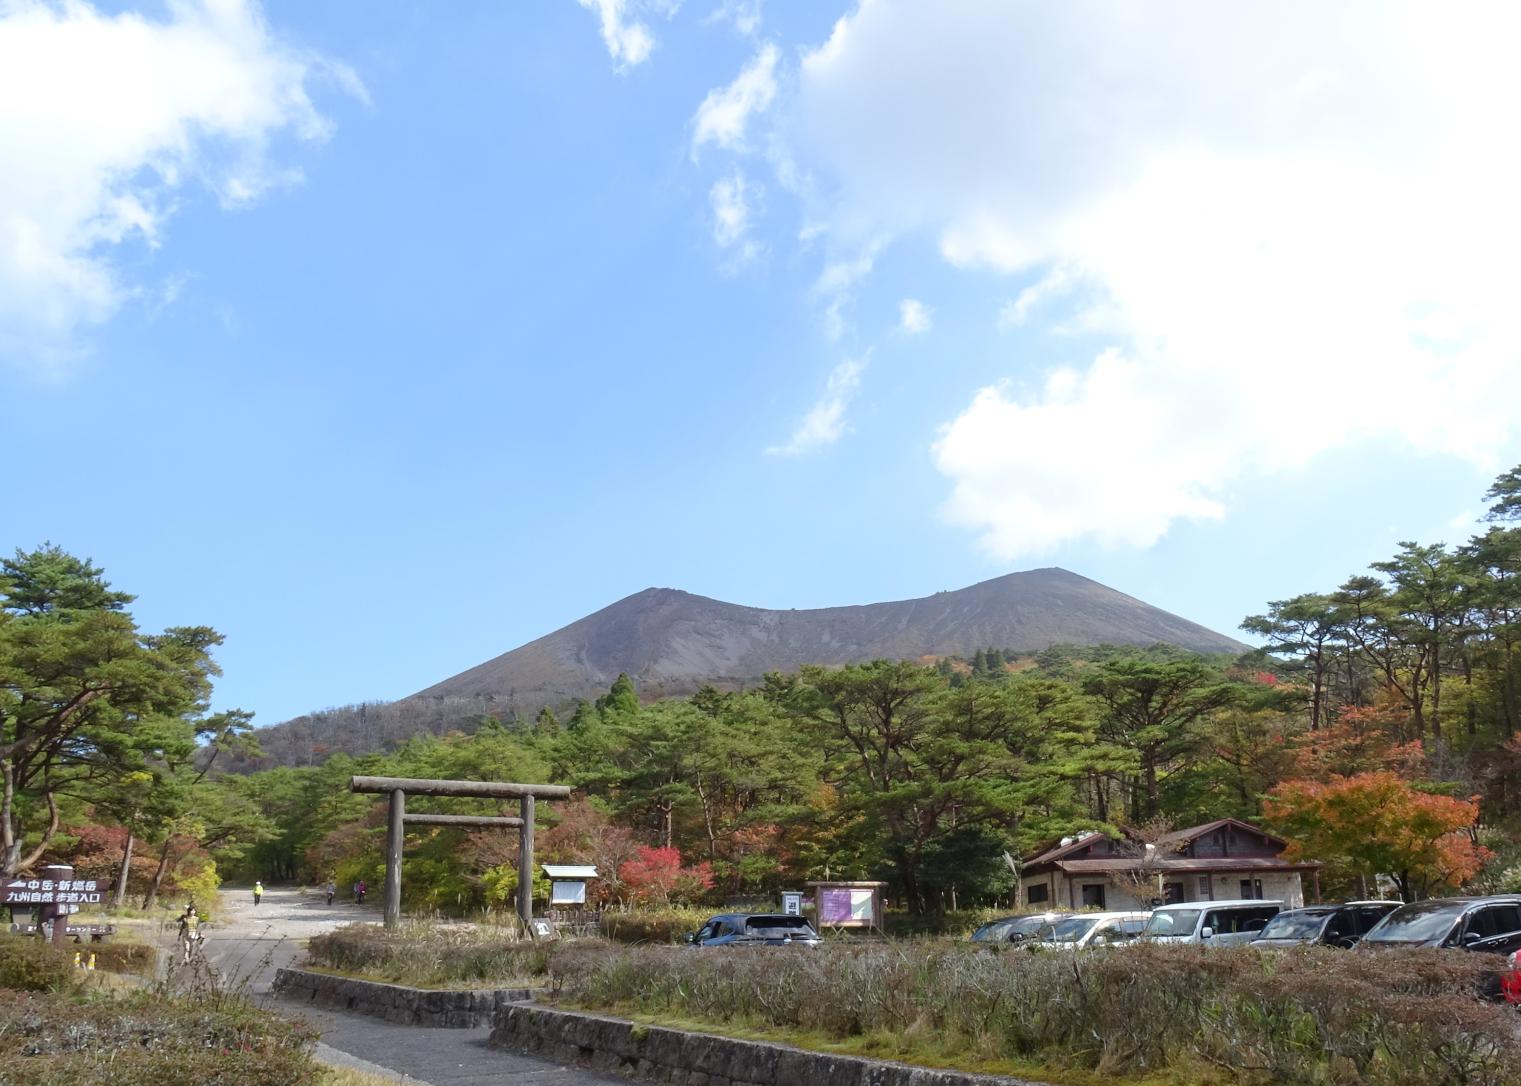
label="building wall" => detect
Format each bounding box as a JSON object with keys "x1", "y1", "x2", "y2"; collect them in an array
[{"x1": 1020, "y1": 870, "x2": 1305, "y2": 911}]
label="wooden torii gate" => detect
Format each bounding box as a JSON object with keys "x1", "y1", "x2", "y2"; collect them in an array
[{"x1": 350, "y1": 775, "x2": 572, "y2": 929}]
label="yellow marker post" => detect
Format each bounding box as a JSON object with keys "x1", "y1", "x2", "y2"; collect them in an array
[
  {"x1": 86, "y1": 953, "x2": 96, "y2": 971},
  {"x1": 72, "y1": 951, "x2": 81, "y2": 969}
]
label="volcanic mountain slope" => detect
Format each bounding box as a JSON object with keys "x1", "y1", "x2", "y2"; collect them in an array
[{"x1": 410, "y1": 567, "x2": 1246, "y2": 709}]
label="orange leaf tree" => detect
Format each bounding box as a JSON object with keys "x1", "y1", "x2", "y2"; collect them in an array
[{"x1": 1264, "y1": 771, "x2": 1489, "y2": 901}]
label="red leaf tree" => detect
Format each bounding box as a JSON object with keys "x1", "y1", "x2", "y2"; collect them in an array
[
  {"x1": 1265, "y1": 771, "x2": 1489, "y2": 901},
  {"x1": 618, "y1": 846, "x2": 714, "y2": 907}
]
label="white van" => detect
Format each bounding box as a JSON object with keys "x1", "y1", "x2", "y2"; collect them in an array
[
  {"x1": 1143, "y1": 900, "x2": 1282, "y2": 946},
  {"x1": 1034, "y1": 911, "x2": 1151, "y2": 949}
]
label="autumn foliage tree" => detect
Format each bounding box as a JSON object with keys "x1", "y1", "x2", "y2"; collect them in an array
[
  {"x1": 618, "y1": 846, "x2": 714, "y2": 907},
  {"x1": 1265, "y1": 771, "x2": 1489, "y2": 901}
]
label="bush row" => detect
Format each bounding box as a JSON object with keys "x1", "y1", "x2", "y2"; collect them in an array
[
  {"x1": 305, "y1": 922, "x2": 553, "y2": 987},
  {"x1": 597, "y1": 907, "x2": 712, "y2": 945},
  {"x1": 552, "y1": 941, "x2": 1521, "y2": 1086},
  {"x1": 0, "y1": 988, "x2": 321, "y2": 1086},
  {"x1": 1, "y1": 933, "x2": 159, "y2": 990}
]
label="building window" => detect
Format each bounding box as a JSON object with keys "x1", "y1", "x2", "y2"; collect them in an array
[
  {"x1": 1027, "y1": 884, "x2": 1049, "y2": 905},
  {"x1": 1163, "y1": 881, "x2": 1184, "y2": 904},
  {"x1": 1239, "y1": 878, "x2": 1264, "y2": 900},
  {"x1": 1081, "y1": 884, "x2": 1106, "y2": 908},
  {"x1": 1196, "y1": 876, "x2": 1211, "y2": 898}
]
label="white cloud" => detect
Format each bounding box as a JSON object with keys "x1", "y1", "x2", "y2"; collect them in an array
[
  {"x1": 791, "y1": 0, "x2": 1521, "y2": 558},
  {"x1": 706, "y1": 0, "x2": 762, "y2": 36},
  {"x1": 708, "y1": 171, "x2": 762, "y2": 261},
  {"x1": 0, "y1": 0, "x2": 359, "y2": 365},
  {"x1": 997, "y1": 269, "x2": 1072, "y2": 330},
  {"x1": 577, "y1": 0, "x2": 680, "y2": 71},
  {"x1": 767, "y1": 356, "x2": 868, "y2": 456},
  {"x1": 692, "y1": 43, "x2": 779, "y2": 155},
  {"x1": 898, "y1": 298, "x2": 930, "y2": 335},
  {"x1": 811, "y1": 244, "x2": 878, "y2": 341}
]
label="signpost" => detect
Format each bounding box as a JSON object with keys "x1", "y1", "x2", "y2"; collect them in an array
[
  {"x1": 2, "y1": 877, "x2": 111, "y2": 906},
  {"x1": 805, "y1": 880, "x2": 885, "y2": 935},
  {"x1": 3, "y1": 866, "x2": 112, "y2": 948}
]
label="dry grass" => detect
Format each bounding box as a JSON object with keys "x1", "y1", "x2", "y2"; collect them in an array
[
  {"x1": 305, "y1": 921, "x2": 552, "y2": 988},
  {"x1": 553, "y1": 940, "x2": 1521, "y2": 1086},
  {"x1": 319, "y1": 1064, "x2": 406, "y2": 1086}
]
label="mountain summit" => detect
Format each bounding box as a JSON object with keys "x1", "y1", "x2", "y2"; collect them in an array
[{"x1": 410, "y1": 568, "x2": 1244, "y2": 709}]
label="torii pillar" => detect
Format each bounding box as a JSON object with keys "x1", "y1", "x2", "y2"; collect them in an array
[{"x1": 350, "y1": 776, "x2": 571, "y2": 929}]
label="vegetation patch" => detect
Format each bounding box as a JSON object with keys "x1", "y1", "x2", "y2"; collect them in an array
[
  {"x1": 547, "y1": 941, "x2": 1521, "y2": 1086},
  {"x1": 0, "y1": 987, "x2": 320, "y2": 1086},
  {"x1": 305, "y1": 921, "x2": 552, "y2": 988}
]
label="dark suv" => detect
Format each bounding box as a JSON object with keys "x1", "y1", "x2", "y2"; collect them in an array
[
  {"x1": 1360, "y1": 896, "x2": 1521, "y2": 954},
  {"x1": 686, "y1": 913, "x2": 822, "y2": 947},
  {"x1": 1249, "y1": 901, "x2": 1401, "y2": 949}
]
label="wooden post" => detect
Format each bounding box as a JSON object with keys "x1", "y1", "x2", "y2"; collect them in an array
[
  {"x1": 384, "y1": 788, "x2": 405, "y2": 929},
  {"x1": 518, "y1": 794, "x2": 535, "y2": 931},
  {"x1": 43, "y1": 864, "x2": 73, "y2": 949}
]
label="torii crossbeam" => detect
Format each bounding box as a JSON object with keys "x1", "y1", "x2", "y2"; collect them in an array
[{"x1": 350, "y1": 775, "x2": 571, "y2": 930}]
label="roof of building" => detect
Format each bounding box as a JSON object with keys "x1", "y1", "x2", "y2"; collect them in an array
[
  {"x1": 542, "y1": 864, "x2": 598, "y2": 879},
  {"x1": 1051, "y1": 856, "x2": 1319, "y2": 875},
  {"x1": 1025, "y1": 818, "x2": 1295, "y2": 868}
]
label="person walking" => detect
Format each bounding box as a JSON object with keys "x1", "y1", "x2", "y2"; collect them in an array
[
  {"x1": 177, "y1": 905, "x2": 201, "y2": 964},
  {"x1": 324, "y1": 879, "x2": 336, "y2": 906},
  {"x1": 253, "y1": 880, "x2": 263, "y2": 906},
  {"x1": 353, "y1": 879, "x2": 367, "y2": 905}
]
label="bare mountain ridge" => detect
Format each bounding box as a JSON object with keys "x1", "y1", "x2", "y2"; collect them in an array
[{"x1": 411, "y1": 567, "x2": 1246, "y2": 708}]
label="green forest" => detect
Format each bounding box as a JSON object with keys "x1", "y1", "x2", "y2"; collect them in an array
[{"x1": 7, "y1": 464, "x2": 1521, "y2": 915}]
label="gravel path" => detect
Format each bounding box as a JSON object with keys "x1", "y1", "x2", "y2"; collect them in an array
[{"x1": 159, "y1": 886, "x2": 621, "y2": 1085}]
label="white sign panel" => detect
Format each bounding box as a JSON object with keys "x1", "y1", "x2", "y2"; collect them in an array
[{"x1": 550, "y1": 880, "x2": 586, "y2": 905}]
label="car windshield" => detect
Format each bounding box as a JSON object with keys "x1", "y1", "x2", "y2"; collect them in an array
[
  {"x1": 1009, "y1": 916, "x2": 1055, "y2": 937},
  {"x1": 972, "y1": 919, "x2": 1021, "y2": 942},
  {"x1": 1043, "y1": 917, "x2": 1098, "y2": 943},
  {"x1": 744, "y1": 917, "x2": 815, "y2": 938},
  {"x1": 1257, "y1": 912, "x2": 1330, "y2": 940},
  {"x1": 1145, "y1": 910, "x2": 1201, "y2": 937},
  {"x1": 1361, "y1": 902, "x2": 1463, "y2": 944}
]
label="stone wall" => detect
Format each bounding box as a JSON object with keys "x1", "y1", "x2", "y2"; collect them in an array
[
  {"x1": 491, "y1": 1002, "x2": 1051, "y2": 1086},
  {"x1": 272, "y1": 967, "x2": 535, "y2": 1028}
]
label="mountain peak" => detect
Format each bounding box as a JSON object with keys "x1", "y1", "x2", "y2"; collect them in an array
[{"x1": 410, "y1": 569, "x2": 1245, "y2": 707}]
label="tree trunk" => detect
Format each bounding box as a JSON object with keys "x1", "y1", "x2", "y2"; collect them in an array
[
  {"x1": 0, "y1": 760, "x2": 18, "y2": 876},
  {"x1": 142, "y1": 839, "x2": 177, "y2": 911},
  {"x1": 113, "y1": 827, "x2": 135, "y2": 909}
]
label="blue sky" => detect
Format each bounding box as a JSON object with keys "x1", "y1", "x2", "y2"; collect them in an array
[{"x1": 5, "y1": 1, "x2": 1520, "y2": 725}]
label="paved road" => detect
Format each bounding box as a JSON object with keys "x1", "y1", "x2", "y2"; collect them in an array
[
  {"x1": 197, "y1": 883, "x2": 379, "y2": 993},
  {"x1": 165, "y1": 887, "x2": 620, "y2": 1086}
]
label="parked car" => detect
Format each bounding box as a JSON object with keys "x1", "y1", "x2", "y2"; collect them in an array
[
  {"x1": 970, "y1": 912, "x2": 1070, "y2": 944},
  {"x1": 1360, "y1": 896, "x2": 1521, "y2": 1002},
  {"x1": 1032, "y1": 911, "x2": 1150, "y2": 950},
  {"x1": 685, "y1": 913, "x2": 822, "y2": 947},
  {"x1": 1249, "y1": 901, "x2": 1401, "y2": 949},
  {"x1": 1143, "y1": 900, "x2": 1283, "y2": 946},
  {"x1": 1359, "y1": 896, "x2": 1521, "y2": 954}
]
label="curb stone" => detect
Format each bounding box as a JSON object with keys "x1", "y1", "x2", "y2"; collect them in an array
[
  {"x1": 273, "y1": 966, "x2": 536, "y2": 1028},
  {"x1": 490, "y1": 1002, "x2": 1057, "y2": 1086}
]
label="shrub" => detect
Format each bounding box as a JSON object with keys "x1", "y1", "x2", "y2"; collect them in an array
[
  {"x1": 550, "y1": 941, "x2": 1521, "y2": 1086},
  {"x1": 598, "y1": 907, "x2": 712, "y2": 945},
  {"x1": 618, "y1": 847, "x2": 713, "y2": 907},
  {"x1": 0, "y1": 936, "x2": 77, "y2": 992},
  {"x1": 82, "y1": 942, "x2": 156, "y2": 975},
  {"x1": 305, "y1": 922, "x2": 552, "y2": 987},
  {"x1": 0, "y1": 987, "x2": 319, "y2": 1086}
]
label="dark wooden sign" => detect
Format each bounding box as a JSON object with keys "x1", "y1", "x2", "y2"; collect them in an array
[{"x1": 2, "y1": 877, "x2": 111, "y2": 906}]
